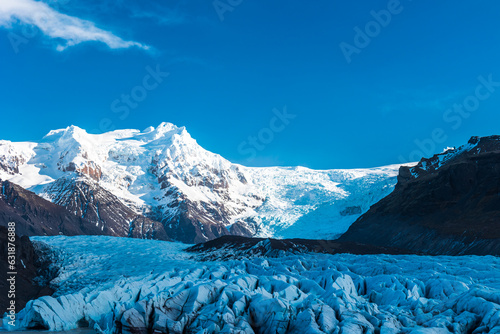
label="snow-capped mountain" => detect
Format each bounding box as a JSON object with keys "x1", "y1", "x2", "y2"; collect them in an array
[{"x1": 0, "y1": 123, "x2": 401, "y2": 243}]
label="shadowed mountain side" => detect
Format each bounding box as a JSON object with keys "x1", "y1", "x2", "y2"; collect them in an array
[
  {"x1": 0, "y1": 226, "x2": 54, "y2": 314},
  {"x1": 0, "y1": 179, "x2": 170, "y2": 241},
  {"x1": 0, "y1": 180, "x2": 102, "y2": 237},
  {"x1": 339, "y1": 136, "x2": 500, "y2": 256}
]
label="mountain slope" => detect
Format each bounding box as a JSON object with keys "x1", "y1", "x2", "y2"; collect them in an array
[
  {"x1": 0, "y1": 226, "x2": 54, "y2": 313},
  {"x1": 0, "y1": 180, "x2": 101, "y2": 236},
  {"x1": 39, "y1": 176, "x2": 170, "y2": 240},
  {"x1": 0, "y1": 123, "x2": 402, "y2": 243},
  {"x1": 339, "y1": 136, "x2": 500, "y2": 255}
]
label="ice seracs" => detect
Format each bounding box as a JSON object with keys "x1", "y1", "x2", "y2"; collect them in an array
[{"x1": 3, "y1": 235, "x2": 499, "y2": 333}]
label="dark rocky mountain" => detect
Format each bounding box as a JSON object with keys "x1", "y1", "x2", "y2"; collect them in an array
[
  {"x1": 339, "y1": 136, "x2": 500, "y2": 255},
  {"x1": 159, "y1": 199, "x2": 234, "y2": 243},
  {"x1": 0, "y1": 226, "x2": 54, "y2": 313},
  {"x1": 41, "y1": 176, "x2": 170, "y2": 241},
  {"x1": 0, "y1": 178, "x2": 170, "y2": 240},
  {"x1": 0, "y1": 179, "x2": 102, "y2": 236},
  {"x1": 187, "y1": 235, "x2": 412, "y2": 260}
]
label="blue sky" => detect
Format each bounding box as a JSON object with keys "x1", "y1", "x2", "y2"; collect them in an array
[{"x1": 1, "y1": 0, "x2": 500, "y2": 169}]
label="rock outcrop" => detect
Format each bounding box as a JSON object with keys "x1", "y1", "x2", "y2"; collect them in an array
[
  {"x1": 41, "y1": 176, "x2": 170, "y2": 241},
  {"x1": 339, "y1": 136, "x2": 500, "y2": 255},
  {"x1": 0, "y1": 179, "x2": 101, "y2": 237},
  {"x1": 0, "y1": 226, "x2": 54, "y2": 314}
]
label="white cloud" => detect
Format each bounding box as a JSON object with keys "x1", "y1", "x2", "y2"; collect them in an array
[{"x1": 0, "y1": 0, "x2": 150, "y2": 51}]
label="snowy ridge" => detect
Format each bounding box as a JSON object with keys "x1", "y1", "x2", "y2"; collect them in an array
[
  {"x1": 408, "y1": 145, "x2": 472, "y2": 179},
  {"x1": 408, "y1": 135, "x2": 500, "y2": 179},
  {"x1": 4, "y1": 236, "x2": 500, "y2": 333},
  {"x1": 0, "y1": 123, "x2": 403, "y2": 241}
]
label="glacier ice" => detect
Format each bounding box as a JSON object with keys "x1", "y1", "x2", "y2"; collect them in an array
[{"x1": 2, "y1": 235, "x2": 499, "y2": 334}]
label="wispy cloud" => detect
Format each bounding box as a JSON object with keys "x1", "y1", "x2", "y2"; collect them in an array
[
  {"x1": 129, "y1": 5, "x2": 185, "y2": 26},
  {"x1": 376, "y1": 88, "x2": 464, "y2": 117},
  {"x1": 0, "y1": 0, "x2": 150, "y2": 51}
]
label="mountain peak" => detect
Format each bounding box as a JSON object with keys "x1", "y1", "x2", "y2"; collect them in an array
[
  {"x1": 136, "y1": 122, "x2": 189, "y2": 143},
  {"x1": 156, "y1": 121, "x2": 177, "y2": 130},
  {"x1": 466, "y1": 135, "x2": 500, "y2": 151},
  {"x1": 0, "y1": 123, "x2": 403, "y2": 243},
  {"x1": 405, "y1": 135, "x2": 500, "y2": 180},
  {"x1": 44, "y1": 125, "x2": 88, "y2": 140}
]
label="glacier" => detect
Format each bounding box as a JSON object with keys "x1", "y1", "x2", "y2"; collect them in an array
[{"x1": 3, "y1": 235, "x2": 499, "y2": 333}]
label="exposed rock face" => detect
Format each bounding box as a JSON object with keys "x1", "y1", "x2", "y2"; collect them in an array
[
  {"x1": 163, "y1": 200, "x2": 232, "y2": 243},
  {"x1": 0, "y1": 180, "x2": 102, "y2": 237},
  {"x1": 0, "y1": 141, "x2": 33, "y2": 176},
  {"x1": 0, "y1": 226, "x2": 54, "y2": 314},
  {"x1": 63, "y1": 161, "x2": 102, "y2": 181},
  {"x1": 187, "y1": 235, "x2": 411, "y2": 261},
  {"x1": 339, "y1": 136, "x2": 500, "y2": 255},
  {"x1": 40, "y1": 176, "x2": 170, "y2": 241},
  {"x1": 340, "y1": 206, "x2": 362, "y2": 216}
]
